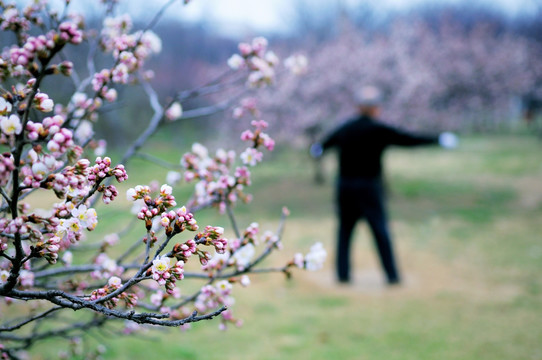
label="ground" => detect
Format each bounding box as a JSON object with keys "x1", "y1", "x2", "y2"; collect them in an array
[{"x1": 19, "y1": 133, "x2": 542, "y2": 359}]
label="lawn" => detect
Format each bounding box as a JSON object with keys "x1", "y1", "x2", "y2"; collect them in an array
[{"x1": 26, "y1": 133, "x2": 542, "y2": 359}]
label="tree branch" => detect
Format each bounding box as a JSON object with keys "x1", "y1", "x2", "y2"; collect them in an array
[{"x1": 0, "y1": 306, "x2": 63, "y2": 333}]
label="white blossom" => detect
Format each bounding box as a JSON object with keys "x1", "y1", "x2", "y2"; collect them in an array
[
  {"x1": 304, "y1": 242, "x2": 327, "y2": 271},
  {"x1": 233, "y1": 243, "x2": 255, "y2": 269},
  {"x1": 0, "y1": 114, "x2": 22, "y2": 135}
]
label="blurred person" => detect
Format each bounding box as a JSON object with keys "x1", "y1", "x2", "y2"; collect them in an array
[{"x1": 310, "y1": 86, "x2": 457, "y2": 285}]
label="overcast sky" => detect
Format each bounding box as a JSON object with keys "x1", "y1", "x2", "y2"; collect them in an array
[
  {"x1": 161, "y1": 0, "x2": 539, "y2": 37},
  {"x1": 58, "y1": 0, "x2": 540, "y2": 37}
]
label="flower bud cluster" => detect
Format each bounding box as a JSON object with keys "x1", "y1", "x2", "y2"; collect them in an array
[
  {"x1": 3, "y1": 18, "x2": 82, "y2": 79},
  {"x1": 53, "y1": 60, "x2": 74, "y2": 76},
  {"x1": 0, "y1": 238, "x2": 7, "y2": 253},
  {"x1": 0, "y1": 212, "x2": 65, "y2": 264},
  {"x1": 232, "y1": 97, "x2": 260, "y2": 119},
  {"x1": 181, "y1": 143, "x2": 254, "y2": 210},
  {"x1": 128, "y1": 184, "x2": 177, "y2": 229},
  {"x1": 26, "y1": 114, "x2": 64, "y2": 142},
  {"x1": 238, "y1": 120, "x2": 275, "y2": 168},
  {"x1": 240, "y1": 120, "x2": 275, "y2": 151},
  {"x1": 9, "y1": 34, "x2": 53, "y2": 66},
  {"x1": 199, "y1": 226, "x2": 228, "y2": 255},
  {"x1": 36, "y1": 235, "x2": 61, "y2": 264},
  {"x1": 39, "y1": 159, "x2": 86, "y2": 199},
  {"x1": 90, "y1": 276, "x2": 138, "y2": 309},
  {"x1": 91, "y1": 69, "x2": 111, "y2": 92},
  {"x1": 46, "y1": 127, "x2": 73, "y2": 155},
  {"x1": 1, "y1": 217, "x2": 29, "y2": 236},
  {"x1": 99, "y1": 184, "x2": 119, "y2": 204},
  {"x1": 1, "y1": 6, "x2": 31, "y2": 32},
  {"x1": 34, "y1": 92, "x2": 54, "y2": 112},
  {"x1": 88, "y1": 157, "x2": 111, "y2": 183},
  {"x1": 167, "y1": 225, "x2": 227, "y2": 268},
  {"x1": 160, "y1": 206, "x2": 198, "y2": 237},
  {"x1": 0, "y1": 153, "x2": 14, "y2": 187},
  {"x1": 149, "y1": 255, "x2": 184, "y2": 294},
  {"x1": 182, "y1": 144, "x2": 235, "y2": 182},
  {"x1": 227, "y1": 37, "x2": 279, "y2": 87},
  {"x1": 96, "y1": 14, "x2": 162, "y2": 91},
  {"x1": 172, "y1": 239, "x2": 197, "y2": 260},
  {"x1": 194, "y1": 281, "x2": 240, "y2": 330},
  {"x1": 58, "y1": 22, "x2": 83, "y2": 45}
]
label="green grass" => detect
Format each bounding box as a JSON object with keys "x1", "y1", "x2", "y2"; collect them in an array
[{"x1": 20, "y1": 133, "x2": 542, "y2": 359}]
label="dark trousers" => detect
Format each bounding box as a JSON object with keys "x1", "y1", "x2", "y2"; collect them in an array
[{"x1": 336, "y1": 177, "x2": 400, "y2": 284}]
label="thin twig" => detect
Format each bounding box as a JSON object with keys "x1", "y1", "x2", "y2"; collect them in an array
[
  {"x1": 0, "y1": 306, "x2": 63, "y2": 332},
  {"x1": 0, "y1": 186, "x2": 11, "y2": 205},
  {"x1": 226, "y1": 201, "x2": 241, "y2": 240},
  {"x1": 134, "y1": 153, "x2": 180, "y2": 170}
]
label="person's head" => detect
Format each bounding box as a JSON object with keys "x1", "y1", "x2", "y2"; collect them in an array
[{"x1": 354, "y1": 86, "x2": 382, "y2": 117}]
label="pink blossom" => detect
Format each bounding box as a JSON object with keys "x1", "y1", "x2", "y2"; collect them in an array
[
  {"x1": 150, "y1": 291, "x2": 164, "y2": 307},
  {"x1": 19, "y1": 270, "x2": 34, "y2": 288},
  {"x1": 165, "y1": 102, "x2": 183, "y2": 121},
  {"x1": 240, "y1": 130, "x2": 253, "y2": 141},
  {"x1": 103, "y1": 88, "x2": 117, "y2": 102},
  {"x1": 34, "y1": 93, "x2": 54, "y2": 112},
  {"x1": 232, "y1": 107, "x2": 244, "y2": 119},
  {"x1": 251, "y1": 37, "x2": 268, "y2": 57},
  {"x1": 166, "y1": 171, "x2": 182, "y2": 185},
  {"x1": 103, "y1": 233, "x2": 120, "y2": 246},
  {"x1": 58, "y1": 60, "x2": 73, "y2": 76},
  {"x1": 238, "y1": 42, "x2": 252, "y2": 56}
]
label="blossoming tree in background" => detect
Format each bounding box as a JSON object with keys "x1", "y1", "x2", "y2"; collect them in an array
[
  {"x1": 0, "y1": 1, "x2": 325, "y2": 358},
  {"x1": 256, "y1": 18, "x2": 542, "y2": 143}
]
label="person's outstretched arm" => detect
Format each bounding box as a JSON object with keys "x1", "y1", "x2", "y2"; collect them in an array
[
  {"x1": 310, "y1": 124, "x2": 344, "y2": 158},
  {"x1": 383, "y1": 125, "x2": 458, "y2": 149}
]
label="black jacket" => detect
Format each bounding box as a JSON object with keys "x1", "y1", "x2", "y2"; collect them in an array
[{"x1": 322, "y1": 114, "x2": 438, "y2": 179}]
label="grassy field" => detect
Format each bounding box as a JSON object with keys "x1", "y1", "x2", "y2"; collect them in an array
[{"x1": 28, "y1": 133, "x2": 542, "y2": 359}]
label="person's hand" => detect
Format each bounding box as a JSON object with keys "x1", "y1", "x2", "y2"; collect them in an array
[
  {"x1": 438, "y1": 132, "x2": 458, "y2": 149},
  {"x1": 310, "y1": 143, "x2": 323, "y2": 158}
]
